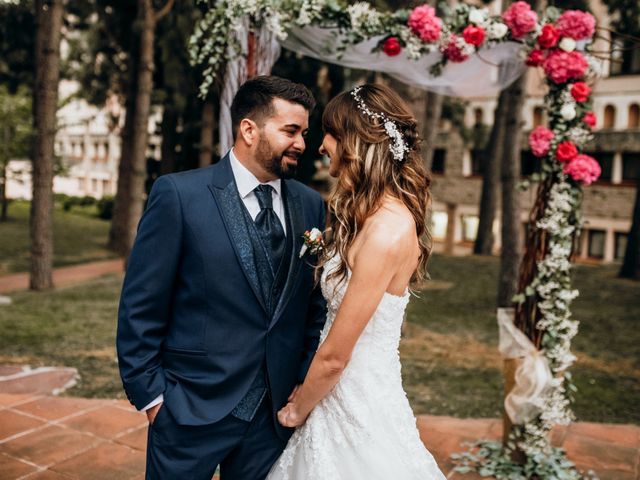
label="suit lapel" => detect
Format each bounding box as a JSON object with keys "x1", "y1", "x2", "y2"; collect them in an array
[
  {"x1": 271, "y1": 180, "x2": 306, "y2": 326},
  {"x1": 208, "y1": 155, "x2": 268, "y2": 313}
]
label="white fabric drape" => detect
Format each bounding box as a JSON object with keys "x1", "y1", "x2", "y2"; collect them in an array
[
  {"x1": 280, "y1": 26, "x2": 526, "y2": 97},
  {"x1": 497, "y1": 308, "x2": 553, "y2": 425},
  {"x1": 218, "y1": 20, "x2": 282, "y2": 155},
  {"x1": 219, "y1": 24, "x2": 527, "y2": 156}
]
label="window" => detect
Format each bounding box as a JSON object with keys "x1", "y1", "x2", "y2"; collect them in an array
[
  {"x1": 473, "y1": 107, "x2": 484, "y2": 125},
  {"x1": 595, "y1": 152, "x2": 614, "y2": 182},
  {"x1": 430, "y1": 211, "x2": 448, "y2": 240},
  {"x1": 431, "y1": 149, "x2": 446, "y2": 174},
  {"x1": 588, "y1": 230, "x2": 605, "y2": 259},
  {"x1": 622, "y1": 153, "x2": 640, "y2": 183},
  {"x1": 532, "y1": 106, "x2": 544, "y2": 128},
  {"x1": 609, "y1": 36, "x2": 640, "y2": 76},
  {"x1": 461, "y1": 215, "x2": 479, "y2": 242},
  {"x1": 471, "y1": 149, "x2": 485, "y2": 176},
  {"x1": 91, "y1": 178, "x2": 98, "y2": 192},
  {"x1": 603, "y1": 105, "x2": 616, "y2": 129},
  {"x1": 615, "y1": 232, "x2": 627, "y2": 261},
  {"x1": 521, "y1": 150, "x2": 541, "y2": 176},
  {"x1": 629, "y1": 104, "x2": 639, "y2": 129}
]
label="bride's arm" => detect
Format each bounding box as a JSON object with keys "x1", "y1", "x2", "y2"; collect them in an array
[{"x1": 278, "y1": 227, "x2": 404, "y2": 427}]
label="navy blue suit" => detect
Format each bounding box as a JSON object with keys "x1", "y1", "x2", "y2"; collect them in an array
[{"x1": 116, "y1": 155, "x2": 326, "y2": 479}]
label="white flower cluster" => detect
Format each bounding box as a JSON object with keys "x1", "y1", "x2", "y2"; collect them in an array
[
  {"x1": 347, "y1": 2, "x2": 382, "y2": 36},
  {"x1": 296, "y1": 0, "x2": 325, "y2": 27},
  {"x1": 519, "y1": 179, "x2": 582, "y2": 456}
]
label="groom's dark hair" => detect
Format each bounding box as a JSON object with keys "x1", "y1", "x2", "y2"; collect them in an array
[{"x1": 231, "y1": 75, "x2": 315, "y2": 139}]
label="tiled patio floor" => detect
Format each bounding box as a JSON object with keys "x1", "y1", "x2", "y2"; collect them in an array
[{"x1": 0, "y1": 393, "x2": 637, "y2": 479}]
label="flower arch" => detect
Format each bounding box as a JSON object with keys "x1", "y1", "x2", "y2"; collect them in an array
[{"x1": 190, "y1": 1, "x2": 601, "y2": 477}]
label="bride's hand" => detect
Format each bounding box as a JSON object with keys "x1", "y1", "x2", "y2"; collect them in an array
[{"x1": 277, "y1": 402, "x2": 308, "y2": 428}]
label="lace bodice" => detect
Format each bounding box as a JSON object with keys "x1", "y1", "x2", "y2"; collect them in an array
[
  {"x1": 267, "y1": 254, "x2": 446, "y2": 480},
  {"x1": 319, "y1": 253, "x2": 410, "y2": 354}
]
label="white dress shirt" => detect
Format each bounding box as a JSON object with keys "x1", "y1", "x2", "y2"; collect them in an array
[{"x1": 140, "y1": 150, "x2": 287, "y2": 412}]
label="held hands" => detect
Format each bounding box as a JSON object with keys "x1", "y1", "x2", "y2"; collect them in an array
[
  {"x1": 277, "y1": 402, "x2": 308, "y2": 428},
  {"x1": 277, "y1": 384, "x2": 309, "y2": 428}
]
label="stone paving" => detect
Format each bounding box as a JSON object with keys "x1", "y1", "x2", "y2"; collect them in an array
[{"x1": 0, "y1": 392, "x2": 637, "y2": 480}]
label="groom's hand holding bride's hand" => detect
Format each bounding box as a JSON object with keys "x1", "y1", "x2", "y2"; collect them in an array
[
  {"x1": 277, "y1": 402, "x2": 308, "y2": 428},
  {"x1": 278, "y1": 384, "x2": 308, "y2": 427}
]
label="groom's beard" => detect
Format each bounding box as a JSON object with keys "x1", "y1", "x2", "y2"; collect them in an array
[{"x1": 256, "y1": 136, "x2": 300, "y2": 180}]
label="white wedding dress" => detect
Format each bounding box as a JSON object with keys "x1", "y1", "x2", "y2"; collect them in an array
[{"x1": 267, "y1": 254, "x2": 446, "y2": 480}]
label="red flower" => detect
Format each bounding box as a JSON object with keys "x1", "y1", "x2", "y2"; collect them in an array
[
  {"x1": 502, "y1": 1, "x2": 538, "y2": 39},
  {"x1": 563, "y1": 154, "x2": 601, "y2": 185},
  {"x1": 462, "y1": 25, "x2": 485, "y2": 46},
  {"x1": 543, "y1": 50, "x2": 588, "y2": 84},
  {"x1": 526, "y1": 49, "x2": 545, "y2": 67},
  {"x1": 570, "y1": 81, "x2": 591, "y2": 102},
  {"x1": 583, "y1": 111, "x2": 596, "y2": 127},
  {"x1": 408, "y1": 4, "x2": 442, "y2": 43},
  {"x1": 556, "y1": 141, "x2": 578, "y2": 163},
  {"x1": 538, "y1": 24, "x2": 560, "y2": 48},
  {"x1": 556, "y1": 10, "x2": 596, "y2": 40},
  {"x1": 382, "y1": 37, "x2": 402, "y2": 56},
  {"x1": 441, "y1": 35, "x2": 469, "y2": 63}
]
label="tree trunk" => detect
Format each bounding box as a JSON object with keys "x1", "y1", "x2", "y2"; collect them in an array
[
  {"x1": 198, "y1": 100, "x2": 215, "y2": 168},
  {"x1": 109, "y1": 45, "x2": 138, "y2": 254},
  {"x1": 422, "y1": 91, "x2": 443, "y2": 171},
  {"x1": 0, "y1": 163, "x2": 8, "y2": 222},
  {"x1": 497, "y1": 72, "x2": 527, "y2": 307},
  {"x1": 108, "y1": 0, "x2": 174, "y2": 258},
  {"x1": 121, "y1": 0, "x2": 156, "y2": 260},
  {"x1": 619, "y1": 177, "x2": 640, "y2": 279},
  {"x1": 1, "y1": 124, "x2": 9, "y2": 222},
  {"x1": 474, "y1": 91, "x2": 508, "y2": 255},
  {"x1": 30, "y1": 0, "x2": 63, "y2": 290},
  {"x1": 160, "y1": 103, "x2": 178, "y2": 175}
]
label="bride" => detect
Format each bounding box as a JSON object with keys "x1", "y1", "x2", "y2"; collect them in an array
[{"x1": 267, "y1": 83, "x2": 446, "y2": 480}]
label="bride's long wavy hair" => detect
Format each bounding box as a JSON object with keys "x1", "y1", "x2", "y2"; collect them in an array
[{"x1": 320, "y1": 83, "x2": 433, "y2": 288}]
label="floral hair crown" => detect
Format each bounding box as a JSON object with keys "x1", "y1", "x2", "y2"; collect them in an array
[{"x1": 350, "y1": 85, "x2": 408, "y2": 162}]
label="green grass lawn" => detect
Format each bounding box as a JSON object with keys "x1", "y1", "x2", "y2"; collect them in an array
[
  {"x1": 0, "y1": 252, "x2": 637, "y2": 423},
  {"x1": 0, "y1": 200, "x2": 117, "y2": 274}
]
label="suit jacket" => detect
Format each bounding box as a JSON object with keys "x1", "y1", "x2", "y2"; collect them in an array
[{"x1": 116, "y1": 154, "x2": 327, "y2": 439}]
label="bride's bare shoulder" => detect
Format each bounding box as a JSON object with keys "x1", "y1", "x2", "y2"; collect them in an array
[{"x1": 362, "y1": 197, "x2": 417, "y2": 249}]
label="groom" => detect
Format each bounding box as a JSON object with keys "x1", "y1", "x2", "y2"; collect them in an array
[{"x1": 117, "y1": 75, "x2": 326, "y2": 479}]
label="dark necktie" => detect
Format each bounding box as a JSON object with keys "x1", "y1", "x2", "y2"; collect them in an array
[{"x1": 253, "y1": 184, "x2": 286, "y2": 272}]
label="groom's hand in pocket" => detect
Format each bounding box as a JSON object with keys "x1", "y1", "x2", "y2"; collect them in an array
[{"x1": 146, "y1": 402, "x2": 163, "y2": 425}]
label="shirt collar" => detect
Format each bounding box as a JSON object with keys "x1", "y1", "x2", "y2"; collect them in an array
[{"x1": 228, "y1": 148, "x2": 282, "y2": 199}]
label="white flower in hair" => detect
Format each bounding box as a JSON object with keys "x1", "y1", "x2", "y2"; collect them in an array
[{"x1": 350, "y1": 86, "x2": 409, "y2": 162}]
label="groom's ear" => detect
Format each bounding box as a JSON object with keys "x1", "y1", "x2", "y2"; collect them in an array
[{"x1": 239, "y1": 118, "x2": 259, "y2": 147}]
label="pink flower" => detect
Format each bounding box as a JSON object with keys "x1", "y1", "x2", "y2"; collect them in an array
[
  {"x1": 538, "y1": 24, "x2": 560, "y2": 48},
  {"x1": 408, "y1": 5, "x2": 442, "y2": 43},
  {"x1": 583, "y1": 111, "x2": 596, "y2": 127},
  {"x1": 556, "y1": 10, "x2": 596, "y2": 40},
  {"x1": 529, "y1": 126, "x2": 554, "y2": 157},
  {"x1": 382, "y1": 37, "x2": 402, "y2": 56},
  {"x1": 563, "y1": 154, "x2": 601, "y2": 185},
  {"x1": 441, "y1": 35, "x2": 469, "y2": 63},
  {"x1": 526, "y1": 49, "x2": 545, "y2": 67},
  {"x1": 556, "y1": 141, "x2": 578, "y2": 163},
  {"x1": 543, "y1": 50, "x2": 588, "y2": 84},
  {"x1": 462, "y1": 25, "x2": 486, "y2": 46},
  {"x1": 502, "y1": 1, "x2": 538, "y2": 39},
  {"x1": 570, "y1": 81, "x2": 591, "y2": 102}
]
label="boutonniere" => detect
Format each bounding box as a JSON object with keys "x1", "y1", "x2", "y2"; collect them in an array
[{"x1": 299, "y1": 228, "x2": 324, "y2": 258}]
